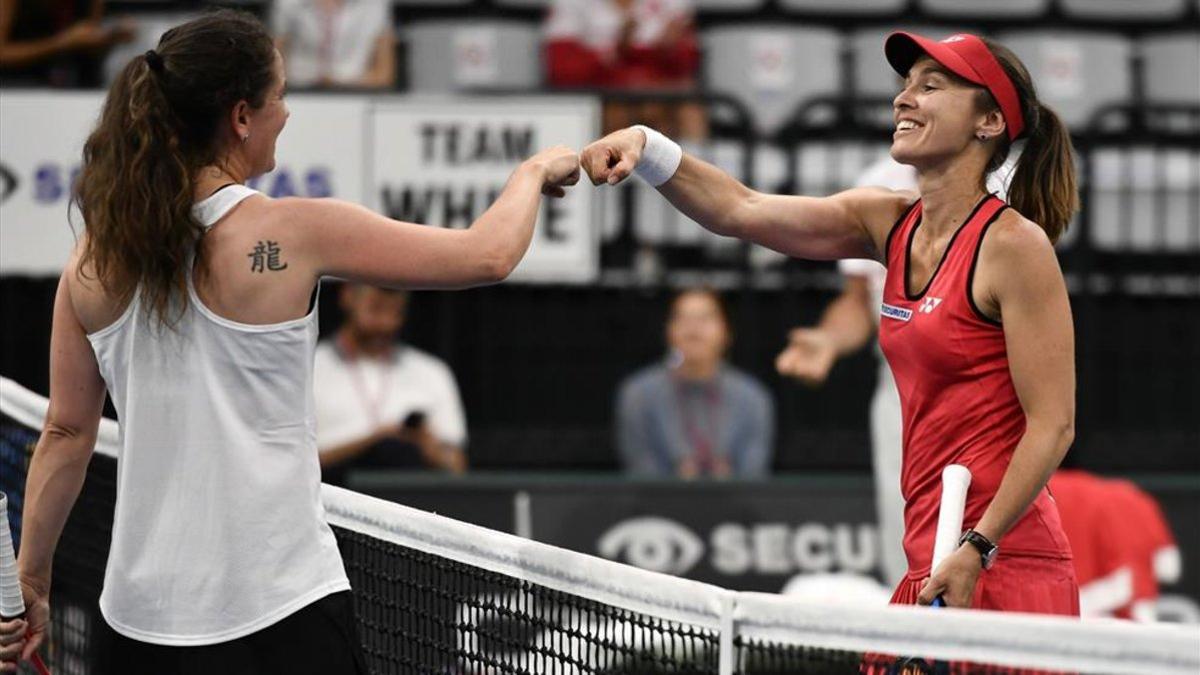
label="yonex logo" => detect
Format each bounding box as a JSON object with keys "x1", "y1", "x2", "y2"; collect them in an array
[
  {"x1": 943, "y1": 35, "x2": 967, "y2": 44},
  {"x1": 919, "y1": 297, "x2": 944, "y2": 314}
]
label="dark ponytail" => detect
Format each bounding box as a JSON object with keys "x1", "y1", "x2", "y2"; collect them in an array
[
  {"x1": 979, "y1": 39, "x2": 1080, "y2": 244},
  {"x1": 75, "y1": 10, "x2": 275, "y2": 326}
]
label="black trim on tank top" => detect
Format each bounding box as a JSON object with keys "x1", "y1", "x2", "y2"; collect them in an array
[
  {"x1": 207, "y1": 183, "x2": 238, "y2": 198},
  {"x1": 883, "y1": 199, "x2": 920, "y2": 266},
  {"x1": 966, "y1": 204, "x2": 1009, "y2": 328},
  {"x1": 904, "y1": 193, "x2": 994, "y2": 301}
]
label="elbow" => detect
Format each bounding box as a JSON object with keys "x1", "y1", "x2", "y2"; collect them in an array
[{"x1": 480, "y1": 251, "x2": 516, "y2": 285}]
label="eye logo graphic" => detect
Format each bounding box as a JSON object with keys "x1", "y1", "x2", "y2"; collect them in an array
[
  {"x1": 597, "y1": 517, "x2": 704, "y2": 575},
  {"x1": 0, "y1": 163, "x2": 17, "y2": 205}
]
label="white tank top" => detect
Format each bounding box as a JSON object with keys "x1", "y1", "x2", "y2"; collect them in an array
[{"x1": 87, "y1": 185, "x2": 349, "y2": 645}]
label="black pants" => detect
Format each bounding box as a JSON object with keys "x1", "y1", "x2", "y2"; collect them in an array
[{"x1": 107, "y1": 591, "x2": 369, "y2": 675}]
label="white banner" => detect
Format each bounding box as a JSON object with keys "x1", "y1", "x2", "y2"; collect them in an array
[
  {"x1": 369, "y1": 96, "x2": 599, "y2": 284},
  {"x1": 0, "y1": 92, "x2": 95, "y2": 275},
  {"x1": 1, "y1": 92, "x2": 599, "y2": 283}
]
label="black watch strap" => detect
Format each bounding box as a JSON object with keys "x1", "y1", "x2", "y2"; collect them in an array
[{"x1": 959, "y1": 529, "x2": 998, "y2": 569}]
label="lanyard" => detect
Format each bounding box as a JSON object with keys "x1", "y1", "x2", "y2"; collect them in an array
[
  {"x1": 673, "y1": 377, "x2": 722, "y2": 475},
  {"x1": 337, "y1": 332, "x2": 395, "y2": 429}
]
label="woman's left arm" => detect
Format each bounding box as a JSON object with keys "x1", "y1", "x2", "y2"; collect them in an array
[
  {"x1": 919, "y1": 215, "x2": 1075, "y2": 607},
  {"x1": 974, "y1": 217, "x2": 1076, "y2": 546}
]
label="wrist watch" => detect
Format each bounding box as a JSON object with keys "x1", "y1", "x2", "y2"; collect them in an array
[{"x1": 959, "y1": 529, "x2": 999, "y2": 569}]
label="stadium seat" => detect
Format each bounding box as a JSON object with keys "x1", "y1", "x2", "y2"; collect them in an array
[
  {"x1": 777, "y1": 0, "x2": 906, "y2": 14},
  {"x1": 850, "y1": 26, "x2": 965, "y2": 101},
  {"x1": 702, "y1": 26, "x2": 841, "y2": 137},
  {"x1": 102, "y1": 13, "x2": 202, "y2": 84},
  {"x1": 917, "y1": 0, "x2": 1047, "y2": 18},
  {"x1": 1142, "y1": 33, "x2": 1200, "y2": 107},
  {"x1": 405, "y1": 21, "x2": 540, "y2": 91},
  {"x1": 994, "y1": 31, "x2": 1132, "y2": 130},
  {"x1": 1088, "y1": 148, "x2": 1200, "y2": 252},
  {"x1": 1060, "y1": 0, "x2": 1187, "y2": 21}
]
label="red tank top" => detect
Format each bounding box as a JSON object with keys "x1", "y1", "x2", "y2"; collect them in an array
[{"x1": 878, "y1": 194, "x2": 1072, "y2": 578}]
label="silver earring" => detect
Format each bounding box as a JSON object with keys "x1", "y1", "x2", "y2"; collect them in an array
[
  {"x1": 242, "y1": 133, "x2": 250, "y2": 143},
  {"x1": 977, "y1": 134, "x2": 989, "y2": 141}
]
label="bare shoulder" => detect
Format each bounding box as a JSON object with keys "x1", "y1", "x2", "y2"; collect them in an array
[
  {"x1": 63, "y1": 241, "x2": 127, "y2": 333},
  {"x1": 978, "y1": 209, "x2": 1065, "y2": 309},
  {"x1": 982, "y1": 208, "x2": 1058, "y2": 265}
]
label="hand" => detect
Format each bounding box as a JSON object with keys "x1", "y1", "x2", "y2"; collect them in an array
[
  {"x1": 524, "y1": 145, "x2": 580, "y2": 198},
  {"x1": 917, "y1": 544, "x2": 982, "y2": 608},
  {"x1": 107, "y1": 17, "x2": 138, "y2": 45},
  {"x1": 775, "y1": 328, "x2": 837, "y2": 386},
  {"x1": 0, "y1": 578, "x2": 49, "y2": 671},
  {"x1": 58, "y1": 21, "x2": 123, "y2": 52},
  {"x1": 580, "y1": 127, "x2": 646, "y2": 187}
]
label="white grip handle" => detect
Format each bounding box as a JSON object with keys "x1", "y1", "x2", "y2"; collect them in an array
[
  {"x1": 1, "y1": 493, "x2": 26, "y2": 619},
  {"x1": 931, "y1": 465, "x2": 972, "y2": 572}
]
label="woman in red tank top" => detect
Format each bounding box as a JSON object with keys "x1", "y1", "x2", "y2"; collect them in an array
[{"x1": 580, "y1": 31, "x2": 1081, "y2": 615}]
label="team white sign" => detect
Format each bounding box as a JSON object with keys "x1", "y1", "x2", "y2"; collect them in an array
[{"x1": 369, "y1": 97, "x2": 599, "y2": 284}]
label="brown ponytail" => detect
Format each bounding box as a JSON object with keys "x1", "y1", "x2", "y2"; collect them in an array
[
  {"x1": 978, "y1": 39, "x2": 1080, "y2": 244},
  {"x1": 75, "y1": 10, "x2": 275, "y2": 326}
]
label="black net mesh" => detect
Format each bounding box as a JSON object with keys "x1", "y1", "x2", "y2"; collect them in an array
[
  {"x1": 2, "y1": 408, "x2": 1188, "y2": 675},
  {"x1": 3, "y1": 414, "x2": 729, "y2": 675}
]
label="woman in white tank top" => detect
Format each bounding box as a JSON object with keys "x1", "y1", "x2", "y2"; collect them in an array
[{"x1": 2, "y1": 10, "x2": 579, "y2": 673}]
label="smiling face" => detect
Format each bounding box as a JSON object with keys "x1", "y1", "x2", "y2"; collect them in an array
[{"x1": 890, "y1": 56, "x2": 995, "y2": 170}]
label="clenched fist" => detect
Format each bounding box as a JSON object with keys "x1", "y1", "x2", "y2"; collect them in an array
[
  {"x1": 524, "y1": 145, "x2": 582, "y2": 198},
  {"x1": 580, "y1": 127, "x2": 647, "y2": 186},
  {"x1": 775, "y1": 328, "x2": 837, "y2": 386}
]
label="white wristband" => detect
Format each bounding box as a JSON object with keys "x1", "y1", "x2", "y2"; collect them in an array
[{"x1": 632, "y1": 125, "x2": 683, "y2": 187}]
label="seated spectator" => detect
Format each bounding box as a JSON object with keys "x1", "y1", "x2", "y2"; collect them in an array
[
  {"x1": 272, "y1": 0, "x2": 395, "y2": 90},
  {"x1": 0, "y1": 0, "x2": 133, "y2": 87},
  {"x1": 543, "y1": 0, "x2": 705, "y2": 139},
  {"x1": 616, "y1": 288, "x2": 774, "y2": 479},
  {"x1": 314, "y1": 284, "x2": 467, "y2": 484}
]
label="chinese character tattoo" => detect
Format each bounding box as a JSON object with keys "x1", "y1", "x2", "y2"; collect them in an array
[{"x1": 248, "y1": 241, "x2": 289, "y2": 273}]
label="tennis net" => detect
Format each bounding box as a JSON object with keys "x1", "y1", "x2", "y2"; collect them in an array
[{"x1": 2, "y1": 375, "x2": 1197, "y2": 675}]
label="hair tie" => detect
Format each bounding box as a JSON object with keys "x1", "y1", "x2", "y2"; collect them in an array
[{"x1": 145, "y1": 49, "x2": 164, "y2": 73}]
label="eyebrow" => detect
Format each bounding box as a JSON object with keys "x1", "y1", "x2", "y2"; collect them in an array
[{"x1": 904, "y1": 65, "x2": 954, "y2": 85}]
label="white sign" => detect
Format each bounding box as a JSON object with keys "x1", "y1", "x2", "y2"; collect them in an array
[
  {"x1": 1, "y1": 92, "x2": 599, "y2": 282},
  {"x1": 0, "y1": 92, "x2": 96, "y2": 274},
  {"x1": 369, "y1": 96, "x2": 599, "y2": 283},
  {"x1": 0, "y1": 92, "x2": 366, "y2": 274}
]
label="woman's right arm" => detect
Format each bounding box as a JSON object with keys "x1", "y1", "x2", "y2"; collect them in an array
[
  {"x1": 580, "y1": 127, "x2": 911, "y2": 262},
  {"x1": 288, "y1": 146, "x2": 579, "y2": 289},
  {"x1": 10, "y1": 263, "x2": 108, "y2": 666}
]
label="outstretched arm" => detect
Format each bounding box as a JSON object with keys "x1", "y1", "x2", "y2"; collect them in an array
[
  {"x1": 290, "y1": 146, "x2": 580, "y2": 290},
  {"x1": 580, "y1": 127, "x2": 911, "y2": 262},
  {"x1": 776, "y1": 274, "x2": 877, "y2": 385}
]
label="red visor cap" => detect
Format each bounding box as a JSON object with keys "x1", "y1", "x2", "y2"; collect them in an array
[{"x1": 884, "y1": 31, "x2": 1025, "y2": 142}]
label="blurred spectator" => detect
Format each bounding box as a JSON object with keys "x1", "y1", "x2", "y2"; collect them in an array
[
  {"x1": 543, "y1": 0, "x2": 705, "y2": 139},
  {"x1": 314, "y1": 284, "x2": 466, "y2": 484},
  {"x1": 0, "y1": 0, "x2": 133, "y2": 87},
  {"x1": 1049, "y1": 469, "x2": 1181, "y2": 622},
  {"x1": 617, "y1": 288, "x2": 774, "y2": 479},
  {"x1": 272, "y1": 0, "x2": 395, "y2": 90}
]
